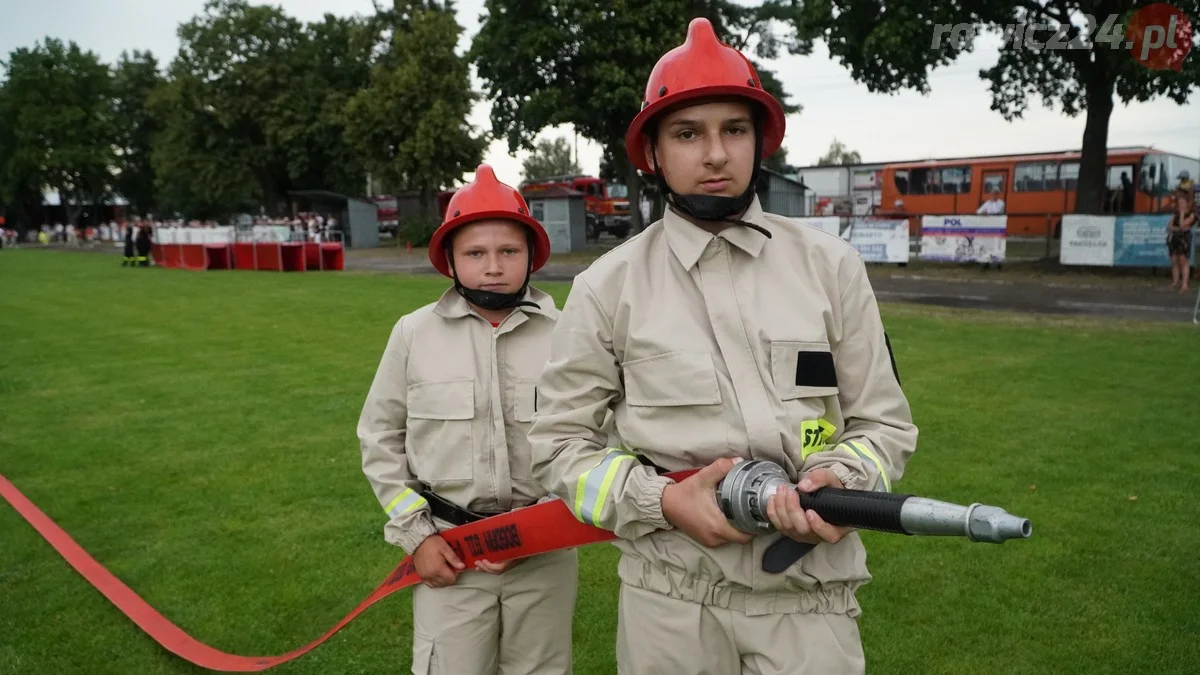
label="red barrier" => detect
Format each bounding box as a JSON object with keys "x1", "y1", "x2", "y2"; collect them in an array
[
  {"x1": 255, "y1": 244, "x2": 283, "y2": 272},
  {"x1": 181, "y1": 244, "x2": 208, "y2": 271},
  {"x1": 280, "y1": 243, "x2": 305, "y2": 272},
  {"x1": 205, "y1": 245, "x2": 233, "y2": 270},
  {"x1": 320, "y1": 244, "x2": 344, "y2": 271},
  {"x1": 303, "y1": 243, "x2": 323, "y2": 270},
  {"x1": 163, "y1": 245, "x2": 183, "y2": 269},
  {"x1": 0, "y1": 469, "x2": 697, "y2": 672},
  {"x1": 232, "y1": 243, "x2": 257, "y2": 271}
]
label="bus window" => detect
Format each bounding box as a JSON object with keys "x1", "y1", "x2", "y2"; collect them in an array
[
  {"x1": 1107, "y1": 164, "x2": 1135, "y2": 213},
  {"x1": 1014, "y1": 162, "x2": 1045, "y2": 191},
  {"x1": 1060, "y1": 162, "x2": 1080, "y2": 191},
  {"x1": 983, "y1": 173, "x2": 1004, "y2": 194},
  {"x1": 924, "y1": 169, "x2": 941, "y2": 194},
  {"x1": 941, "y1": 166, "x2": 970, "y2": 194},
  {"x1": 894, "y1": 170, "x2": 910, "y2": 194},
  {"x1": 1139, "y1": 155, "x2": 1166, "y2": 195},
  {"x1": 1107, "y1": 165, "x2": 1135, "y2": 190},
  {"x1": 1043, "y1": 164, "x2": 1061, "y2": 191}
]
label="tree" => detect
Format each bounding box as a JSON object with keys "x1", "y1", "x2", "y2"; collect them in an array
[
  {"x1": 521, "y1": 137, "x2": 581, "y2": 183},
  {"x1": 152, "y1": 0, "x2": 372, "y2": 218},
  {"x1": 471, "y1": 0, "x2": 804, "y2": 233},
  {"x1": 0, "y1": 39, "x2": 116, "y2": 227},
  {"x1": 152, "y1": 0, "x2": 308, "y2": 217},
  {"x1": 816, "y1": 138, "x2": 861, "y2": 166},
  {"x1": 344, "y1": 1, "x2": 486, "y2": 216},
  {"x1": 779, "y1": 0, "x2": 1200, "y2": 214},
  {"x1": 112, "y1": 50, "x2": 164, "y2": 216}
]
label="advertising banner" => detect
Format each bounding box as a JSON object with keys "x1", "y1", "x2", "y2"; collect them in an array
[
  {"x1": 845, "y1": 218, "x2": 909, "y2": 263},
  {"x1": 919, "y1": 215, "x2": 1007, "y2": 264},
  {"x1": 1060, "y1": 215, "x2": 1115, "y2": 266}
]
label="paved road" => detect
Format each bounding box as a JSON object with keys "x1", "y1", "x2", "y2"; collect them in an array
[{"x1": 347, "y1": 254, "x2": 1200, "y2": 324}]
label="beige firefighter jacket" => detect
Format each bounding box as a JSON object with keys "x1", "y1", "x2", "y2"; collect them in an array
[
  {"x1": 528, "y1": 196, "x2": 919, "y2": 616},
  {"x1": 358, "y1": 286, "x2": 561, "y2": 555}
]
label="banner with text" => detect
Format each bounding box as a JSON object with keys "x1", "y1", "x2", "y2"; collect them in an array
[
  {"x1": 1113, "y1": 214, "x2": 1196, "y2": 267},
  {"x1": 1060, "y1": 215, "x2": 1115, "y2": 266},
  {"x1": 846, "y1": 218, "x2": 910, "y2": 263},
  {"x1": 1061, "y1": 214, "x2": 1196, "y2": 267},
  {"x1": 918, "y1": 215, "x2": 1007, "y2": 264}
]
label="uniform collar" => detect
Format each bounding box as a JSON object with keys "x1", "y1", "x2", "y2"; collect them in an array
[
  {"x1": 432, "y1": 285, "x2": 556, "y2": 320},
  {"x1": 663, "y1": 195, "x2": 771, "y2": 271}
]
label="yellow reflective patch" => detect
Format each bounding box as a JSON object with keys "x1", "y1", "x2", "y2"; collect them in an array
[{"x1": 800, "y1": 418, "x2": 837, "y2": 459}]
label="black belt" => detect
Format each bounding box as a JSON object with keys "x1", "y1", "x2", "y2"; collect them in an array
[
  {"x1": 638, "y1": 454, "x2": 671, "y2": 476},
  {"x1": 421, "y1": 488, "x2": 507, "y2": 527}
]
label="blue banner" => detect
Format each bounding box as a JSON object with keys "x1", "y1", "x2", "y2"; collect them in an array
[{"x1": 1113, "y1": 215, "x2": 1197, "y2": 267}]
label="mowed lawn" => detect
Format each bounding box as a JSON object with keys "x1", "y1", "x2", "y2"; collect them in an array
[{"x1": 2, "y1": 249, "x2": 1198, "y2": 675}]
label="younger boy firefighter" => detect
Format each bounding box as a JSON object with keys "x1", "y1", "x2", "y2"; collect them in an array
[
  {"x1": 358, "y1": 165, "x2": 578, "y2": 675},
  {"x1": 528, "y1": 18, "x2": 918, "y2": 675}
]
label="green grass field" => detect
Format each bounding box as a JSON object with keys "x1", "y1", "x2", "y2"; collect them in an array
[{"x1": 2, "y1": 250, "x2": 1199, "y2": 675}]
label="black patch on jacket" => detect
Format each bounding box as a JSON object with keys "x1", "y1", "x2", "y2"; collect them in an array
[{"x1": 795, "y1": 351, "x2": 838, "y2": 388}]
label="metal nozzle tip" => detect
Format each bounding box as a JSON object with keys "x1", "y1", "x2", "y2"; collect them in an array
[{"x1": 968, "y1": 505, "x2": 1033, "y2": 543}]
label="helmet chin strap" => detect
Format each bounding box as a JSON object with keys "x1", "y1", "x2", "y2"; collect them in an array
[{"x1": 651, "y1": 113, "x2": 771, "y2": 239}]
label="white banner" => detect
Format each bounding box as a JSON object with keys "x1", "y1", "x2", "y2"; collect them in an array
[
  {"x1": 795, "y1": 216, "x2": 840, "y2": 237},
  {"x1": 154, "y1": 227, "x2": 236, "y2": 245},
  {"x1": 919, "y1": 215, "x2": 1007, "y2": 264},
  {"x1": 1060, "y1": 215, "x2": 1115, "y2": 266},
  {"x1": 845, "y1": 219, "x2": 909, "y2": 263},
  {"x1": 153, "y1": 226, "x2": 300, "y2": 245}
]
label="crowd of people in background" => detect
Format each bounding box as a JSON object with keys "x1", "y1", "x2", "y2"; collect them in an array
[{"x1": 0, "y1": 211, "x2": 342, "y2": 249}]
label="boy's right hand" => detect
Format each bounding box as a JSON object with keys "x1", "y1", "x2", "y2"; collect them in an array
[
  {"x1": 661, "y1": 457, "x2": 755, "y2": 548},
  {"x1": 413, "y1": 535, "x2": 465, "y2": 588}
]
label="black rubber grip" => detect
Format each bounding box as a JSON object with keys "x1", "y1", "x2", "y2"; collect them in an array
[{"x1": 797, "y1": 487, "x2": 911, "y2": 534}]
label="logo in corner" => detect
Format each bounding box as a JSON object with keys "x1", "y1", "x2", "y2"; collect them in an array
[{"x1": 1127, "y1": 3, "x2": 1194, "y2": 71}]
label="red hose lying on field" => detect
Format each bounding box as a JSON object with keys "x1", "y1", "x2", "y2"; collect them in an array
[{"x1": 0, "y1": 470, "x2": 697, "y2": 672}]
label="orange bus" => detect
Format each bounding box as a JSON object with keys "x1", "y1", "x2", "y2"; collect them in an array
[{"x1": 876, "y1": 147, "x2": 1198, "y2": 236}]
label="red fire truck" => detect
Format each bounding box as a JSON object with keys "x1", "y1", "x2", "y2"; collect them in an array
[{"x1": 521, "y1": 175, "x2": 632, "y2": 240}]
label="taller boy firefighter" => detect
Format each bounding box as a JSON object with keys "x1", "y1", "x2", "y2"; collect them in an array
[
  {"x1": 359, "y1": 165, "x2": 578, "y2": 675},
  {"x1": 528, "y1": 18, "x2": 919, "y2": 675}
]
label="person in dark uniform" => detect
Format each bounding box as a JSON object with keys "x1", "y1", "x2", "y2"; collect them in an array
[
  {"x1": 122, "y1": 221, "x2": 136, "y2": 266},
  {"x1": 135, "y1": 221, "x2": 153, "y2": 267}
]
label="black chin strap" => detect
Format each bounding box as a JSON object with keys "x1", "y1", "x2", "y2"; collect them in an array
[
  {"x1": 448, "y1": 255, "x2": 540, "y2": 313},
  {"x1": 650, "y1": 113, "x2": 772, "y2": 240}
]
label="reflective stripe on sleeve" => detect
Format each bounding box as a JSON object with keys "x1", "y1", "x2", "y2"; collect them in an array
[
  {"x1": 384, "y1": 488, "x2": 427, "y2": 518},
  {"x1": 573, "y1": 449, "x2": 637, "y2": 526},
  {"x1": 842, "y1": 441, "x2": 892, "y2": 492}
]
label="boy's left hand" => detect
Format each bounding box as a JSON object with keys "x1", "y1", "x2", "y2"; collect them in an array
[
  {"x1": 475, "y1": 558, "x2": 524, "y2": 574},
  {"x1": 765, "y1": 469, "x2": 855, "y2": 545}
]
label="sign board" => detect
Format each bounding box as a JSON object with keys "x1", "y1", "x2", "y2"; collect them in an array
[
  {"x1": 1112, "y1": 214, "x2": 1195, "y2": 267},
  {"x1": 1060, "y1": 215, "x2": 1115, "y2": 266},
  {"x1": 845, "y1": 219, "x2": 909, "y2": 263},
  {"x1": 919, "y1": 215, "x2": 1007, "y2": 264}
]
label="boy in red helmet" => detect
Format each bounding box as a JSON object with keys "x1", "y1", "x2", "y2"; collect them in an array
[
  {"x1": 358, "y1": 165, "x2": 577, "y2": 674},
  {"x1": 529, "y1": 18, "x2": 918, "y2": 674}
]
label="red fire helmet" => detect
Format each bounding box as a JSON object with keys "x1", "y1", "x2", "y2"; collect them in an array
[
  {"x1": 625, "y1": 17, "x2": 787, "y2": 175},
  {"x1": 427, "y1": 164, "x2": 552, "y2": 278}
]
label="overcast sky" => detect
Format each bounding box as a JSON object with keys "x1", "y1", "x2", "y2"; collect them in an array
[{"x1": 2, "y1": 0, "x2": 1197, "y2": 189}]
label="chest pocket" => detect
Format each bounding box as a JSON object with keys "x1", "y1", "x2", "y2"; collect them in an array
[
  {"x1": 620, "y1": 350, "x2": 725, "y2": 453},
  {"x1": 513, "y1": 378, "x2": 538, "y2": 423},
  {"x1": 406, "y1": 379, "x2": 475, "y2": 482},
  {"x1": 770, "y1": 341, "x2": 840, "y2": 400},
  {"x1": 624, "y1": 350, "x2": 722, "y2": 406}
]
